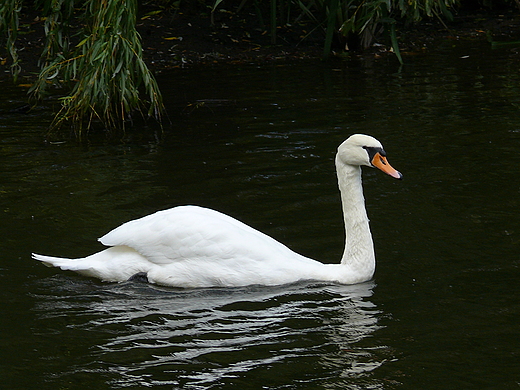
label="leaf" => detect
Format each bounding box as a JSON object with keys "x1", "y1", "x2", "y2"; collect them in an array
[
  {"x1": 141, "y1": 10, "x2": 162, "y2": 20},
  {"x1": 76, "y1": 36, "x2": 90, "y2": 48},
  {"x1": 211, "y1": 0, "x2": 224, "y2": 12},
  {"x1": 112, "y1": 59, "x2": 124, "y2": 78},
  {"x1": 46, "y1": 68, "x2": 60, "y2": 80},
  {"x1": 389, "y1": 23, "x2": 403, "y2": 65}
]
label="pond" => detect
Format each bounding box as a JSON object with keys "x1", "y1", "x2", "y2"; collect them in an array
[{"x1": 1, "y1": 39, "x2": 520, "y2": 389}]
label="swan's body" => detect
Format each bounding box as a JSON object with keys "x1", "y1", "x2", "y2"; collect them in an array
[{"x1": 33, "y1": 134, "x2": 401, "y2": 288}]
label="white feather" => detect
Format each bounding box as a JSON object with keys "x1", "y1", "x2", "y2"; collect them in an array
[{"x1": 32, "y1": 134, "x2": 401, "y2": 288}]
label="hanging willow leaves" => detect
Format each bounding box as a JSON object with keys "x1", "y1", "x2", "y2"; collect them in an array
[
  {"x1": 30, "y1": 0, "x2": 163, "y2": 136},
  {"x1": 0, "y1": 0, "x2": 22, "y2": 80}
]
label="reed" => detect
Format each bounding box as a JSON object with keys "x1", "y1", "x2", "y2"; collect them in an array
[
  {"x1": 213, "y1": 0, "x2": 459, "y2": 60},
  {"x1": 331, "y1": 0, "x2": 458, "y2": 60}
]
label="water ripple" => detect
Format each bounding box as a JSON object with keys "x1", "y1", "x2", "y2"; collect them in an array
[{"x1": 31, "y1": 276, "x2": 391, "y2": 389}]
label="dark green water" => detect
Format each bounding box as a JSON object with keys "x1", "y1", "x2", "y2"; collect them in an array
[{"x1": 1, "y1": 40, "x2": 520, "y2": 389}]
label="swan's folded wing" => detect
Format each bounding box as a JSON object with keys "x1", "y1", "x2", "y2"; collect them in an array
[{"x1": 98, "y1": 206, "x2": 288, "y2": 265}]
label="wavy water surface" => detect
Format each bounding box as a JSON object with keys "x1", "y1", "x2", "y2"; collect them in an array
[{"x1": 31, "y1": 277, "x2": 392, "y2": 389}]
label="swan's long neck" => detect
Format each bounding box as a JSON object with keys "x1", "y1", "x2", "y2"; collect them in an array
[{"x1": 335, "y1": 157, "x2": 375, "y2": 277}]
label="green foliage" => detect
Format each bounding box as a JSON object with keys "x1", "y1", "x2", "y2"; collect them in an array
[
  {"x1": 1, "y1": 0, "x2": 163, "y2": 137},
  {"x1": 1, "y1": 0, "x2": 461, "y2": 135},
  {"x1": 315, "y1": 0, "x2": 458, "y2": 60},
  {"x1": 37, "y1": 0, "x2": 75, "y2": 67},
  {"x1": 30, "y1": 0, "x2": 163, "y2": 136},
  {"x1": 211, "y1": 0, "x2": 459, "y2": 61},
  {"x1": 0, "y1": 0, "x2": 22, "y2": 79}
]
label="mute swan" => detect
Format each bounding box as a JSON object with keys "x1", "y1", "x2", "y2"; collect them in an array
[{"x1": 33, "y1": 134, "x2": 401, "y2": 288}]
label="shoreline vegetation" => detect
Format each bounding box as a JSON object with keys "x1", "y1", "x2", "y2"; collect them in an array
[{"x1": 1, "y1": 1, "x2": 519, "y2": 137}]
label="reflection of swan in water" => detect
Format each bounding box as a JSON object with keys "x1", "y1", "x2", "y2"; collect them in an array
[
  {"x1": 33, "y1": 134, "x2": 401, "y2": 287},
  {"x1": 33, "y1": 278, "x2": 388, "y2": 388}
]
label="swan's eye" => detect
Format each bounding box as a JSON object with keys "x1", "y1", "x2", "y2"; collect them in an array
[{"x1": 363, "y1": 146, "x2": 386, "y2": 161}]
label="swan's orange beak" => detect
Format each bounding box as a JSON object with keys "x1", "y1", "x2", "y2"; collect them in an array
[{"x1": 372, "y1": 152, "x2": 402, "y2": 179}]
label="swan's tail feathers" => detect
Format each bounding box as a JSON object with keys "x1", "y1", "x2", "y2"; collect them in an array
[
  {"x1": 32, "y1": 253, "x2": 79, "y2": 270},
  {"x1": 32, "y1": 253, "x2": 104, "y2": 280},
  {"x1": 32, "y1": 251, "x2": 119, "y2": 281},
  {"x1": 32, "y1": 247, "x2": 152, "y2": 282}
]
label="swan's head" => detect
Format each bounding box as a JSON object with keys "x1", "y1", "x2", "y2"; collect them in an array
[{"x1": 337, "y1": 134, "x2": 402, "y2": 179}]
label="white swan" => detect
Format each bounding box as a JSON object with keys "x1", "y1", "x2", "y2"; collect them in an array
[{"x1": 33, "y1": 134, "x2": 401, "y2": 288}]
